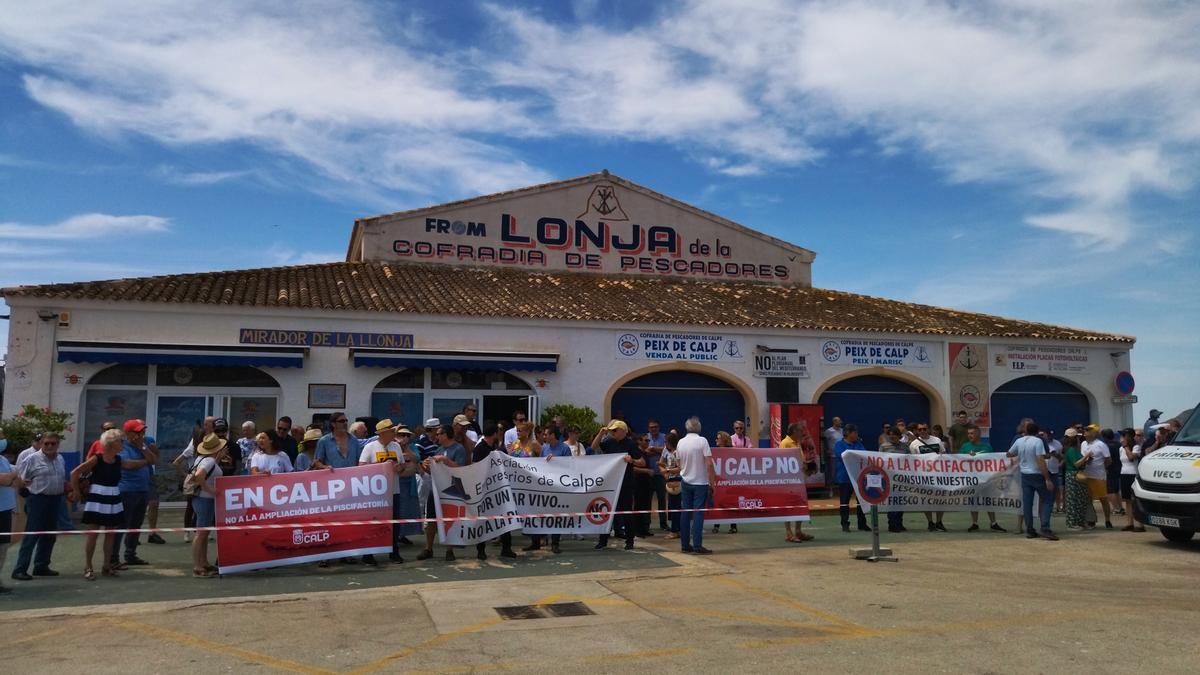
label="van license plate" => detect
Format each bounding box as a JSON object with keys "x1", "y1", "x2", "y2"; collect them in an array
[{"x1": 1149, "y1": 515, "x2": 1181, "y2": 528}]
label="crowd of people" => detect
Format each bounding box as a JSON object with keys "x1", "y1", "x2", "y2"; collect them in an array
[
  {"x1": 0, "y1": 403, "x2": 1184, "y2": 591},
  {"x1": 824, "y1": 410, "x2": 1186, "y2": 540},
  {"x1": 0, "y1": 404, "x2": 746, "y2": 586}
]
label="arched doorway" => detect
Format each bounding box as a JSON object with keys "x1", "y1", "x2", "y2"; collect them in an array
[
  {"x1": 990, "y1": 376, "x2": 1089, "y2": 445},
  {"x1": 610, "y1": 370, "x2": 746, "y2": 444},
  {"x1": 816, "y1": 375, "x2": 931, "y2": 452}
]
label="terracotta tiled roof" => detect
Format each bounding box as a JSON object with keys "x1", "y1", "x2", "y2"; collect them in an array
[{"x1": 0, "y1": 262, "x2": 1133, "y2": 343}]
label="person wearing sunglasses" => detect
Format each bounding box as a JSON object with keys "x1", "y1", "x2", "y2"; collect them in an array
[
  {"x1": 908, "y1": 423, "x2": 947, "y2": 532},
  {"x1": 313, "y1": 413, "x2": 358, "y2": 470},
  {"x1": 271, "y1": 416, "x2": 299, "y2": 463},
  {"x1": 11, "y1": 432, "x2": 71, "y2": 581}
]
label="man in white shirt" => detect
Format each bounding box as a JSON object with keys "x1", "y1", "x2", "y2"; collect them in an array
[
  {"x1": 1007, "y1": 422, "x2": 1059, "y2": 540},
  {"x1": 503, "y1": 410, "x2": 527, "y2": 448},
  {"x1": 822, "y1": 417, "x2": 843, "y2": 460},
  {"x1": 359, "y1": 419, "x2": 416, "y2": 565},
  {"x1": 677, "y1": 417, "x2": 716, "y2": 555},
  {"x1": 1080, "y1": 424, "x2": 1113, "y2": 528},
  {"x1": 909, "y1": 423, "x2": 948, "y2": 531}
]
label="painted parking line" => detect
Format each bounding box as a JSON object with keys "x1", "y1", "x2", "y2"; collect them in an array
[
  {"x1": 578, "y1": 648, "x2": 695, "y2": 663},
  {"x1": 714, "y1": 576, "x2": 877, "y2": 636},
  {"x1": 109, "y1": 616, "x2": 336, "y2": 675}
]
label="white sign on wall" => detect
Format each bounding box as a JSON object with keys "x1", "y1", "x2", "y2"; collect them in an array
[
  {"x1": 753, "y1": 352, "x2": 810, "y2": 378},
  {"x1": 995, "y1": 345, "x2": 1091, "y2": 373},
  {"x1": 615, "y1": 331, "x2": 745, "y2": 363},
  {"x1": 357, "y1": 174, "x2": 813, "y2": 285},
  {"x1": 819, "y1": 338, "x2": 934, "y2": 368}
]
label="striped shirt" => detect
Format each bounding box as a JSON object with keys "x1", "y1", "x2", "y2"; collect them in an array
[{"x1": 17, "y1": 451, "x2": 66, "y2": 495}]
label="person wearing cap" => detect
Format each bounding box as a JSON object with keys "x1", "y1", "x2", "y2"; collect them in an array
[
  {"x1": 393, "y1": 424, "x2": 423, "y2": 547},
  {"x1": 417, "y1": 423, "x2": 467, "y2": 562},
  {"x1": 453, "y1": 414, "x2": 479, "y2": 447},
  {"x1": 1143, "y1": 409, "x2": 1163, "y2": 439},
  {"x1": 11, "y1": 432, "x2": 72, "y2": 581},
  {"x1": 413, "y1": 417, "x2": 442, "y2": 538},
  {"x1": 189, "y1": 433, "x2": 225, "y2": 577},
  {"x1": 294, "y1": 428, "x2": 322, "y2": 471},
  {"x1": 110, "y1": 419, "x2": 157, "y2": 568},
  {"x1": 211, "y1": 418, "x2": 242, "y2": 476},
  {"x1": 1079, "y1": 424, "x2": 1113, "y2": 528},
  {"x1": 591, "y1": 419, "x2": 644, "y2": 550},
  {"x1": 471, "y1": 422, "x2": 518, "y2": 560},
  {"x1": 359, "y1": 419, "x2": 417, "y2": 565},
  {"x1": 314, "y1": 412, "x2": 359, "y2": 470}
]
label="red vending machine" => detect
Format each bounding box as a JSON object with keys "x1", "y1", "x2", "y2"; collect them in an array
[{"x1": 769, "y1": 403, "x2": 826, "y2": 489}]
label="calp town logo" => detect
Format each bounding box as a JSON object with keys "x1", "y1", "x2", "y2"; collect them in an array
[
  {"x1": 821, "y1": 340, "x2": 842, "y2": 363},
  {"x1": 617, "y1": 333, "x2": 640, "y2": 357}
]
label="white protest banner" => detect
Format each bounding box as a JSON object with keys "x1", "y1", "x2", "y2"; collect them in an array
[
  {"x1": 430, "y1": 451, "x2": 627, "y2": 545},
  {"x1": 841, "y1": 450, "x2": 1024, "y2": 513}
]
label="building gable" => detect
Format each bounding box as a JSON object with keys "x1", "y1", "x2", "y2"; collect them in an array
[{"x1": 350, "y1": 172, "x2": 816, "y2": 286}]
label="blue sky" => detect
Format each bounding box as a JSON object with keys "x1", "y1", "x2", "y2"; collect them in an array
[{"x1": 1, "y1": 0, "x2": 1197, "y2": 422}]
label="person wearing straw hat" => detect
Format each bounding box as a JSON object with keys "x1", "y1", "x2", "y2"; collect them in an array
[
  {"x1": 189, "y1": 433, "x2": 225, "y2": 578},
  {"x1": 359, "y1": 419, "x2": 417, "y2": 565},
  {"x1": 294, "y1": 428, "x2": 322, "y2": 471}
]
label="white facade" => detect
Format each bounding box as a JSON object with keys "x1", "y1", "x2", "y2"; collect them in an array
[{"x1": 2, "y1": 296, "x2": 1135, "y2": 453}]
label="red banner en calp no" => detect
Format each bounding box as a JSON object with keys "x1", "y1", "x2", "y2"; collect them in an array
[
  {"x1": 706, "y1": 447, "x2": 810, "y2": 524},
  {"x1": 215, "y1": 464, "x2": 393, "y2": 574}
]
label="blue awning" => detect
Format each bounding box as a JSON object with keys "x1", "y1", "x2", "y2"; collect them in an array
[
  {"x1": 57, "y1": 341, "x2": 306, "y2": 368},
  {"x1": 351, "y1": 348, "x2": 558, "y2": 372}
]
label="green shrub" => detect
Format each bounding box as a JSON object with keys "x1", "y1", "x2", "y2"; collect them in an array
[
  {"x1": 1, "y1": 404, "x2": 76, "y2": 453},
  {"x1": 540, "y1": 403, "x2": 601, "y2": 441}
]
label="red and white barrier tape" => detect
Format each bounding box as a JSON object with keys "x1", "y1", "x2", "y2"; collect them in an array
[{"x1": 0, "y1": 504, "x2": 809, "y2": 537}]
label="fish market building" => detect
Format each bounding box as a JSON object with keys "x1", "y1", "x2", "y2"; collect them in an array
[{"x1": 2, "y1": 172, "x2": 1136, "y2": 473}]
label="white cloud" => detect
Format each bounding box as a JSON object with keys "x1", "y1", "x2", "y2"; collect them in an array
[
  {"x1": 1, "y1": 0, "x2": 1197, "y2": 249},
  {"x1": 154, "y1": 165, "x2": 254, "y2": 187},
  {"x1": 483, "y1": 0, "x2": 1200, "y2": 247},
  {"x1": 0, "y1": 1, "x2": 550, "y2": 203},
  {"x1": 0, "y1": 213, "x2": 170, "y2": 240}
]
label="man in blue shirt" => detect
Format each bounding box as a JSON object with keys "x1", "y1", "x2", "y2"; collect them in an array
[
  {"x1": 417, "y1": 424, "x2": 466, "y2": 562},
  {"x1": 834, "y1": 424, "x2": 869, "y2": 533},
  {"x1": 1008, "y1": 422, "x2": 1059, "y2": 540},
  {"x1": 112, "y1": 419, "x2": 157, "y2": 567},
  {"x1": 0, "y1": 450, "x2": 17, "y2": 593}
]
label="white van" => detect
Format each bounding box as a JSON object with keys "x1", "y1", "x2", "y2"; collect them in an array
[{"x1": 1133, "y1": 407, "x2": 1200, "y2": 543}]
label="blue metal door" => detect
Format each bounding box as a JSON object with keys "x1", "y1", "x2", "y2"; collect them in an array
[
  {"x1": 611, "y1": 371, "x2": 744, "y2": 444},
  {"x1": 989, "y1": 376, "x2": 1089, "y2": 447},
  {"x1": 817, "y1": 376, "x2": 930, "y2": 452}
]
